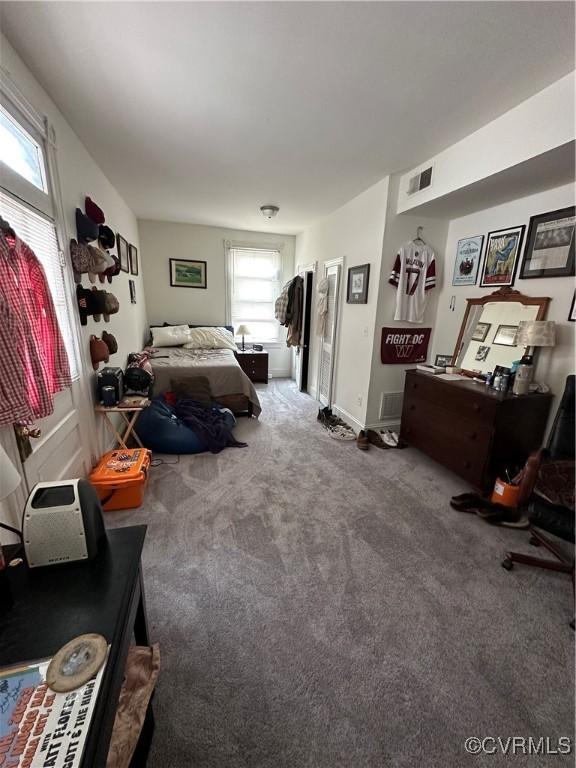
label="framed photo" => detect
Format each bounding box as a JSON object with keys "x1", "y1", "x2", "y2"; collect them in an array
[
  {"x1": 569, "y1": 291, "x2": 576, "y2": 322},
  {"x1": 452, "y1": 235, "x2": 484, "y2": 286},
  {"x1": 493, "y1": 324, "x2": 519, "y2": 346},
  {"x1": 129, "y1": 244, "x2": 139, "y2": 276},
  {"x1": 129, "y1": 279, "x2": 136, "y2": 304},
  {"x1": 116, "y1": 234, "x2": 129, "y2": 273},
  {"x1": 347, "y1": 264, "x2": 370, "y2": 304},
  {"x1": 475, "y1": 345, "x2": 490, "y2": 362},
  {"x1": 435, "y1": 354, "x2": 453, "y2": 367},
  {"x1": 519, "y1": 206, "x2": 575, "y2": 279},
  {"x1": 471, "y1": 322, "x2": 491, "y2": 342},
  {"x1": 169, "y1": 258, "x2": 207, "y2": 289},
  {"x1": 479, "y1": 225, "x2": 525, "y2": 287}
]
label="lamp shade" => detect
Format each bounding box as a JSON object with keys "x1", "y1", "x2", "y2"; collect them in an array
[
  {"x1": 236, "y1": 324, "x2": 250, "y2": 336},
  {"x1": 517, "y1": 320, "x2": 556, "y2": 347},
  {"x1": 0, "y1": 444, "x2": 21, "y2": 500}
]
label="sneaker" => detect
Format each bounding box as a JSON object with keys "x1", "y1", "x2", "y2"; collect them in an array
[
  {"x1": 356, "y1": 430, "x2": 370, "y2": 451},
  {"x1": 381, "y1": 430, "x2": 398, "y2": 448}
]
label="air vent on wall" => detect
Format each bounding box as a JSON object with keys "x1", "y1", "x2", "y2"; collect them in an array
[
  {"x1": 379, "y1": 391, "x2": 404, "y2": 421},
  {"x1": 407, "y1": 165, "x2": 433, "y2": 196}
]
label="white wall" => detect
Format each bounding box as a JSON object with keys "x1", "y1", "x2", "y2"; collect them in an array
[
  {"x1": 139, "y1": 220, "x2": 295, "y2": 376},
  {"x1": 366, "y1": 174, "x2": 449, "y2": 426},
  {"x1": 0, "y1": 35, "x2": 148, "y2": 538},
  {"x1": 295, "y1": 177, "x2": 390, "y2": 427},
  {"x1": 433, "y1": 182, "x2": 575, "y2": 427},
  {"x1": 398, "y1": 72, "x2": 575, "y2": 214}
]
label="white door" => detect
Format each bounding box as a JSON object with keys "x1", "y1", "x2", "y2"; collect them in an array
[{"x1": 318, "y1": 262, "x2": 341, "y2": 407}]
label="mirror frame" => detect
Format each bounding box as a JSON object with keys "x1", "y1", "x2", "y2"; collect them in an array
[{"x1": 453, "y1": 287, "x2": 550, "y2": 376}]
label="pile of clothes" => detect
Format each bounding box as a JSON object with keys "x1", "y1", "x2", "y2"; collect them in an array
[{"x1": 275, "y1": 275, "x2": 303, "y2": 347}]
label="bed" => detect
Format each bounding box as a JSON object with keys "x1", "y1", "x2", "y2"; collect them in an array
[{"x1": 147, "y1": 342, "x2": 261, "y2": 418}]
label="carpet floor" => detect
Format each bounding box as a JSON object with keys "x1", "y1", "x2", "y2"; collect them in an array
[{"x1": 111, "y1": 379, "x2": 574, "y2": 767}]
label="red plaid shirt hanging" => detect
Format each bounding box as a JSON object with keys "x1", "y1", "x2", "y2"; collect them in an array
[{"x1": 0, "y1": 232, "x2": 71, "y2": 425}]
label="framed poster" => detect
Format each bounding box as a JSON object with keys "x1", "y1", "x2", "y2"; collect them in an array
[
  {"x1": 493, "y1": 324, "x2": 519, "y2": 346},
  {"x1": 479, "y1": 225, "x2": 525, "y2": 287},
  {"x1": 471, "y1": 322, "x2": 491, "y2": 342},
  {"x1": 129, "y1": 279, "x2": 136, "y2": 304},
  {"x1": 569, "y1": 291, "x2": 576, "y2": 322},
  {"x1": 116, "y1": 234, "x2": 129, "y2": 273},
  {"x1": 169, "y1": 258, "x2": 207, "y2": 289},
  {"x1": 129, "y1": 244, "x2": 139, "y2": 275},
  {"x1": 519, "y1": 206, "x2": 575, "y2": 279},
  {"x1": 347, "y1": 263, "x2": 370, "y2": 304},
  {"x1": 452, "y1": 235, "x2": 484, "y2": 286}
]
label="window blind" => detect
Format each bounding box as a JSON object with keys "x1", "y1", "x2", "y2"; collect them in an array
[
  {"x1": 229, "y1": 247, "x2": 282, "y2": 341},
  {"x1": 0, "y1": 190, "x2": 78, "y2": 379}
]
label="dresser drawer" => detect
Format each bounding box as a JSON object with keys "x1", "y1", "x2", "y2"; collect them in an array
[
  {"x1": 405, "y1": 372, "x2": 497, "y2": 422},
  {"x1": 236, "y1": 353, "x2": 268, "y2": 382},
  {"x1": 401, "y1": 404, "x2": 492, "y2": 487}
]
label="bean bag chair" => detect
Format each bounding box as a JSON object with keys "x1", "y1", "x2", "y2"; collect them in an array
[{"x1": 136, "y1": 398, "x2": 235, "y2": 454}]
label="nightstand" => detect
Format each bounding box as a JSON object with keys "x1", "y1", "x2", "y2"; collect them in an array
[{"x1": 235, "y1": 349, "x2": 269, "y2": 383}]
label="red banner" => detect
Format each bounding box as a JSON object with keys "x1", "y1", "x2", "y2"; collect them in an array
[{"x1": 381, "y1": 327, "x2": 431, "y2": 364}]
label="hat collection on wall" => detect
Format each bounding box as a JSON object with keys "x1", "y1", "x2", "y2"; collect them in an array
[{"x1": 73, "y1": 196, "x2": 137, "y2": 370}]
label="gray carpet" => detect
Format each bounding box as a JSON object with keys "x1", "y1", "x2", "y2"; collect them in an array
[{"x1": 111, "y1": 379, "x2": 574, "y2": 767}]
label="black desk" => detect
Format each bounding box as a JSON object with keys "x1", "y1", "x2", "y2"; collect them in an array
[{"x1": 0, "y1": 525, "x2": 152, "y2": 767}]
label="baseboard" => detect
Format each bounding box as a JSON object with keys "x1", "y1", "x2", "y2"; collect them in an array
[
  {"x1": 365, "y1": 418, "x2": 402, "y2": 432},
  {"x1": 270, "y1": 368, "x2": 291, "y2": 378},
  {"x1": 331, "y1": 404, "x2": 365, "y2": 433}
]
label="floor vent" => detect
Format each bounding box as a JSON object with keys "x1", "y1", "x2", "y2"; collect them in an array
[
  {"x1": 379, "y1": 391, "x2": 404, "y2": 421},
  {"x1": 407, "y1": 165, "x2": 433, "y2": 196}
]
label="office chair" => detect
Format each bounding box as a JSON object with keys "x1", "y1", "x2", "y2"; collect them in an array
[{"x1": 501, "y1": 375, "x2": 575, "y2": 627}]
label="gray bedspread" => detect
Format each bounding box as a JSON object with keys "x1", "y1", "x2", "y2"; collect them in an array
[{"x1": 148, "y1": 347, "x2": 261, "y2": 416}]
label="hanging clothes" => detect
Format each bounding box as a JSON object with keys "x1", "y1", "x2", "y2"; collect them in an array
[
  {"x1": 388, "y1": 240, "x2": 436, "y2": 323},
  {"x1": 0, "y1": 231, "x2": 71, "y2": 426},
  {"x1": 286, "y1": 276, "x2": 303, "y2": 347},
  {"x1": 316, "y1": 277, "x2": 329, "y2": 337}
]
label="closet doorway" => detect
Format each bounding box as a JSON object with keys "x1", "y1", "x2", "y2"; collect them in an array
[
  {"x1": 295, "y1": 265, "x2": 315, "y2": 393},
  {"x1": 317, "y1": 259, "x2": 342, "y2": 407}
]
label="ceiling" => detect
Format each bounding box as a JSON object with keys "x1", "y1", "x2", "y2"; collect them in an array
[{"x1": 1, "y1": 2, "x2": 574, "y2": 234}]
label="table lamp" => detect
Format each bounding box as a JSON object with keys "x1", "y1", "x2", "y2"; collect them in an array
[
  {"x1": 513, "y1": 320, "x2": 556, "y2": 395},
  {"x1": 236, "y1": 324, "x2": 250, "y2": 352}
]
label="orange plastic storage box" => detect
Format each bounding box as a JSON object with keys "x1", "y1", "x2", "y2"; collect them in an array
[{"x1": 89, "y1": 448, "x2": 151, "y2": 512}]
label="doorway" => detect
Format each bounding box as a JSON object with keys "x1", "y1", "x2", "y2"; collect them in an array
[{"x1": 298, "y1": 271, "x2": 314, "y2": 392}]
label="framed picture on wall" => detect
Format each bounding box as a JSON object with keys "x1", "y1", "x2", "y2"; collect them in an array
[
  {"x1": 569, "y1": 291, "x2": 576, "y2": 322},
  {"x1": 471, "y1": 322, "x2": 491, "y2": 342},
  {"x1": 479, "y1": 225, "x2": 525, "y2": 287},
  {"x1": 129, "y1": 279, "x2": 136, "y2": 304},
  {"x1": 346, "y1": 263, "x2": 370, "y2": 304},
  {"x1": 169, "y1": 258, "x2": 207, "y2": 289},
  {"x1": 116, "y1": 234, "x2": 130, "y2": 273},
  {"x1": 519, "y1": 206, "x2": 575, "y2": 279},
  {"x1": 452, "y1": 235, "x2": 484, "y2": 286},
  {"x1": 129, "y1": 244, "x2": 139, "y2": 276}
]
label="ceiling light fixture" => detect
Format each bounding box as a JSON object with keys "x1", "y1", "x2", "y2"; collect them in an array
[{"x1": 260, "y1": 205, "x2": 279, "y2": 219}]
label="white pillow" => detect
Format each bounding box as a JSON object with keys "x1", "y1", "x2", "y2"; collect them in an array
[
  {"x1": 151, "y1": 325, "x2": 191, "y2": 347},
  {"x1": 183, "y1": 327, "x2": 237, "y2": 350}
]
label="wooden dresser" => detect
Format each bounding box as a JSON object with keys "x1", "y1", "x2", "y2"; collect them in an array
[
  {"x1": 235, "y1": 349, "x2": 269, "y2": 383},
  {"x1": 400, "y1": 369, "x2": 552, "y2": 492}
]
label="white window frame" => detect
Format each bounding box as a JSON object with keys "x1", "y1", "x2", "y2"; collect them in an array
[{"x1": 224, "y1": 239, "x2": 285, "y2": 347}]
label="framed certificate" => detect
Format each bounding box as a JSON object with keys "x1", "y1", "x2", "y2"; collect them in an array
[{"x1": 520, "y1": 206, "x2": 575, "y2": 279}]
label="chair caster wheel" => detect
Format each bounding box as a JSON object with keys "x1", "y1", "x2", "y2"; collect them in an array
[
  {"x1": 529, "y1": 536, "x2": 540, "y2": 547},
  {"x1": 502, "y1": 557, "x2": 513, "y2": 571}
]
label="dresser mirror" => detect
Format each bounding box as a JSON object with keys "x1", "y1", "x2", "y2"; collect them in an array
[{"x1": 453, "y1": 288, "x2": 550, "y2": 375}]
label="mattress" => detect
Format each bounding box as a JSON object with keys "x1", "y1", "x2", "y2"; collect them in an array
[{"x1": 148, "y1": 347, "x2": 261, "y2": 417}]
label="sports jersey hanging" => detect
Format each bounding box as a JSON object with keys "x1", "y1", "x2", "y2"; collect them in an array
[{"x1": 388, "y1": 240, "x2": 436, "y2": 323}]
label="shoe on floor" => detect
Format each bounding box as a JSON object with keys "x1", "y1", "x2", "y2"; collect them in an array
[
  {"x1": 381, "y1": 430, "x2": 398, "y2": 448},
  {"x1": 366, "y1": 429, "x2": 389, "y2": 449},
  {"x1": 357, "y1": 430, "x2": 370, "y2": 451}
]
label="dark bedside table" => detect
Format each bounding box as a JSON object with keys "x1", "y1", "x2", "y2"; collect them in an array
[{"x1": 235, "y1": 349, "x2": 269, "y2": 383}]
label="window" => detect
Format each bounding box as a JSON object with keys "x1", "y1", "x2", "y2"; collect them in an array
[
  {"x1": 0, "y1": 105, "x2": 47, "y2": 192},
  {"x1": 228, "y1": 246, "x2": 282, "y2": 341},
  {"x1": 0, "y1": 190, "x2": 78, "y2": 380}
]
